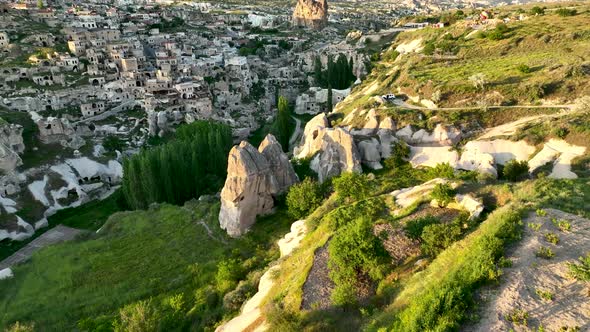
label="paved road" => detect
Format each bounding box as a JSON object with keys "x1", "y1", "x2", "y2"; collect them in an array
[{"x1": 0, "y1": 225, "x2": 83, "y2": 270}]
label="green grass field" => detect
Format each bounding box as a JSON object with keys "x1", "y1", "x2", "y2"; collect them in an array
[{"x1": 0, "y1": 200, "x2": 294, "y2": 330}]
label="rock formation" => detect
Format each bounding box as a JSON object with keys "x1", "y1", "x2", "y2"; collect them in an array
[
  {"x1": 295, "y1": 114, "x2": 362, "y2": 183},
  {"x1": 358, "y1": 138, "x2": 383, "y2": 170},
  {"x1": 219, "y1": 136, "x2": 298, "y2": 237},
  {"x1": 293, "y1": 0, "x2": 328, "y2": 30},
  {"x1": 259, "y1": 134, "x2": 299, "y2": 193},
  {"x1": 0, "y1": 120, "x2": 25, "y2": 172},
  {"x1": 0, "y1": 122, "x2": 24, "y2": 154}
]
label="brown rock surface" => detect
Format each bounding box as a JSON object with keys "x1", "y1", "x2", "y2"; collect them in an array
[
  {"x1": 258, "y1": 134, "x2": 299, "y2": 194},
  {"x1": 219, "y1": 141, "x2": 278, "y2": 237},
  {"x1": 293, "y1": 0, "x2": 328, "y2": 30}
]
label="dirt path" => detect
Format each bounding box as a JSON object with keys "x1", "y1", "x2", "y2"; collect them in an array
[
  {"x1": 465, "y1": 209, "x2": 590, "y2": 332},
  {"x1": 393, "y1": 100, "x2": 572, "y2": 112},
  {"x1": 0, "y1": 225, "x2": 83, "y2": 270},
  {"x1": 301, "y1": 243, "x2": 334, "y2": 310}
]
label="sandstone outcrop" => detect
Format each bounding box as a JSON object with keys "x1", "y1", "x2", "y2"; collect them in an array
[
  {"x1": 259, "y1": 134, "x2": 299, "y2": 193},
  {"x1": 220, "y1": 135, "x2": 298, "y2": 237},
  {"x1": 295, "y1": 114, "x2": 361, "y2": 182},
  {"x1": 358, "y1": 138, "x2": 383, "y2": 170},
  {"x1": 293, "y1": 0, "x2": 328, "y2": 30}
]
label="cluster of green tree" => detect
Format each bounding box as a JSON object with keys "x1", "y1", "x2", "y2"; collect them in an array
[
  {"x1": 122, "y1": 121, "x2": 232, "y2": 209},
  {"x1": 475, "y1": 22, "x2": 510, "y2": 41},
  {"x1": 148, "y1": 17, "x2": 185, "y2": 33},
  {"x1": 238, "y1": 38, "x2": 271, "y2": 56},
  {"x1": 313, "y1": 54, "x2": 356, "y2": 90},
  {"x1": 249, "y1": 27, "x2": 279, "y2": 34},
  {"x1": 271, "y1": 96, "x2": 292, "y2": 151}
]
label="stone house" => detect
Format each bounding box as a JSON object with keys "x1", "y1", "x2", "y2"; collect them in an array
[{"x1": 80, "y1": 101, "x2": 106, "y2": 117}]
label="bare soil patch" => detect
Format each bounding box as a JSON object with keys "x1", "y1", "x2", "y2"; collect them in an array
[
  {"x1": 301, "y1": 243, "x2": 334, "y2": 311},
  {"x1": 464, "y1": 209, "x2": 590, "y2": 332}
]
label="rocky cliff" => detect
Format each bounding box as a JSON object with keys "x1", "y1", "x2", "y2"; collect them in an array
[
  {"x1": 219, "y1": 135, "x2": 298, "y2": 237},
  {"x1": 293, "y1": 0, "x2": 328, "y2": 30}
]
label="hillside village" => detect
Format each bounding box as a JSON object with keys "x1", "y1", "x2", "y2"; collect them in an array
[{"x1": 0, "y1": 1, "x2": 590, "y2": 332}]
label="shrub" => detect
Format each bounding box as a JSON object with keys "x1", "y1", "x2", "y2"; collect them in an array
[
  {"x1": 328, "y1": 217, "x2": 390, "y2": 306},
  {"x1": 384, "y1": 141, "x2": 410, "y2": 167},
  {"x1": 535, "y1": 288, "x2": 554, "y2": 301},
  {"x1": 423, "y1": 41, "x2": 435, "y2": 55},
  {"x1": 556, "y1": 8, "x2": 577, "y2": 17},
  {"x1": 566, "y1": 253, "x2": 590, "y2": 281},
  {"x1": 114, "y1": 299, "x2": 161, "y2": 332},
  {"x1": 431, "y1": 183, "x2": 456, "y2": 207},
  {"x1": 5, "y1": 322, "x2": 35, "y2": 332},
  {"x1": 517, "y1": 64, "x2": 532, "y2": 74},
  {"x1": 502, "y1": 160, "x2": 529, "y2": 182},
  {"x1": 427, "y1": 162, "x2": 455, "y2": 179},
  {"x1": 506, "y1": 309, "x2": 529, "y2": 326},
  {"x1": 286, "y1": 178, "x2": 324, "y2": 219},
  {"x1": 536, "y1": 209, "x2": 547, "y2": 217},
  {"x1": 487, "y1": 29, "x2": 505, "y2": 41},
  {"x1": 530, "y1": 6, "x2": 545, "y2": 15},
  {"x1": 215, "y1": 258, "x2": 244, "y2": 293},
  {"x1": 528, "y1": 222, "x2": 541, "y2": 231},
  {"x1": 535, "y1": 246, "x2": 555, "y2": 259},
  {"x1": 404, "y1": 215, "x2": 439, "y2": 239},
  {"x1": 333, "y1": 172, "x2": 372, "y2": 201},
  {"x1": 551, "y1": 218, "x2": 571, "y2": 232},
  {"x1": 544, "y1": 232, "x2": 559, "y2": 245}
]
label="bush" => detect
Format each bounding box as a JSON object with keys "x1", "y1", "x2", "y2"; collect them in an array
[
  {"x1": 423, "y1": 42, "x2": 435, "y2": 55},
  {"x1": 530, "y1": 6, "x2": 545, "y2": 15},
  {"x1": 506, "y1": 309, "x2": 529, "y2": 326},
  {"x1": 427, "y1": 162, "x2": 455, "y2": 179},
  {"x1": 431, "y1": 183, "x2": 456, "y2": 207},
  {"x1": 551, "y1": 218, "x2": 571, "y2": 232},
  {"x1": 544, "y1": 232, "x2": 559, "y2": 245},
  {"x1": 535, "y1": 246, "x2": 555, "y2": 259},
  {"x1": 5, "y1": 322, "x2": 35, "y2": 332},
  {"x1": 286, "y1": 178, "x2": 324, "y2": 219},
  {"x1": 216, "y1": 258, "x2": 244, "y2": 293},
  {"x1": 502, "y1": 160, "x2": 529, "y2": 182},
  {"x1": 384, "y1": 141, "x2": 410, "y2": 167},
  {"x1": 517, "y1": 64, "x2": 531, "y2": 74},
  {"x1": 333, "y1": 172, "x2": 372, "y2": 201},
  {"x1": 404, "y1": 215, "x2": 439, "y2": 239},
  {"x1": 567, "y1": 253, "x2": 590, "y2": 281},
  {"x1": 114, "y1": 300, "x2": 161, "y2": 332},
  {"x1": 329, "y1": 217, "x2": 390, "y2": 307},
  {"x1": 556, "y1": 8, "x2": 576, "y2": 17}
]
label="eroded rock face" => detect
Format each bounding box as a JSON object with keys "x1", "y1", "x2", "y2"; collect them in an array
[
  {"x1": 310, "y1": 128, "x2": 362, "y2": 182},
  {"x1": 0, "y1": 123, "x2": 24, "y2": 154},
  {"x1": 295, "y1": 114, "x2": 362, "y2": 182},
  {"x1": 0, "y1": 143, "x2": 22, "y2": 172},
  {"x1": 259, "y1": 134, "x2": 299, "y2": 193},
  {"x1": 293, "y1": 0, "x2": 328, "y2": 30},
  {"x1": 294, "y1": 113, "x2": 329, "y2": 159},
  {"x1": 358, "y1": 138, "x2": 382, "y2": 170},
  {"x1": 220, "y1": 141, "x2": 278, "y2": 237}
]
